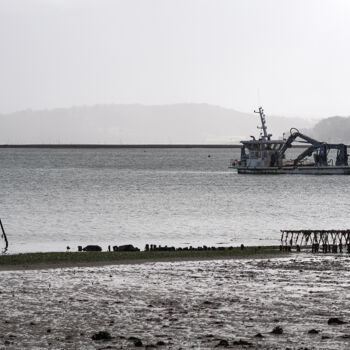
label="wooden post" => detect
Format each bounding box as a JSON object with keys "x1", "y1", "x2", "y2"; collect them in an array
[{"x1": 0, "y1": 219, "x2": 8, "y2": 253}]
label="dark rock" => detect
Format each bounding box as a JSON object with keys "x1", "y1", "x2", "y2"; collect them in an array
[
  {"x1": 128, "y1": 336, "x2": 141, "y2": 341},
  {"x1": 47, "y1": 328, "x2": 51, "y2": 333},
  {"x1": 134, "y1": 339, "x2": 143, "y2": 347},
  {"x1": 156, "y1": 341, "x2": 166, "y2": 345},
  {"x1": 271, "y1": 326, "x2": 283, "y2": 334},
  {"x1": 254, "y1": 333, "x2": 264, "y2": 338},
  {"x1": 91, "y1": 331, "x2": 112, "y2": 341},
  {"x1": 83, "y1": 245, "x2": 102, "y2": 252},
  {"x1": 328, "y1": 317, "x2": 346, "y2": 325},
  {"x1": 233, "y1": 339, "x2": 252, "y2": 345},
  {"x1": 113, "y1": 244, "x2": 140, "y2": 252},
  {"x1": 215, "y1": 339, "x2": 229, "y2": 347},
  {"x1": 308, "y1": 329, "x2": 319, "y2": 334},
  {"x1": 321, "y1": 335, "x2": 330, "y2": 339}
]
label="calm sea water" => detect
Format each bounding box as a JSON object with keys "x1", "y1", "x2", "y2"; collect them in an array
[{"x1": 1, "y1": 148, "x2": 350, "y2": 253}]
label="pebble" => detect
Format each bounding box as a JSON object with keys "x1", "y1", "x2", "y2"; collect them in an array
[
  {"x1": 129, "y1": 336, "x2": 141, "y2": 341},
  {"x1": 271, "y1": 326, "x2": 283, "y2": 334},
  {"x1": 91, "y1": 331, "x2": 112, "y2": 341},
  {"x1": 328, "y1": 317, "x2": 346, "y2": 325},
  {"x1": 215, "y1": 339, "x2": 229, "y2": 347},
  {"x1": 134, "y1": 339, "x2": 143, "y2": 347}
]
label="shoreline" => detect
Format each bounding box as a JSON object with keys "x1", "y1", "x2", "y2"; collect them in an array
[
  {"x1": 0, "y1": 253, "x2": 289, "y2": 271},
  {"x1": 0, "y1": 246, "x2": 287, "y2": 271},
  {"x1": 0, "y1": 144, "x2": 310, "y2": 149},
  {"x1": 0, "y1": 144, "x2": 241, "y2": 149}
]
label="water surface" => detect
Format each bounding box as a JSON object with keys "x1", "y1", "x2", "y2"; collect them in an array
[{"x1": 1, "y1": 148, "x2": 349, "y2": 253}]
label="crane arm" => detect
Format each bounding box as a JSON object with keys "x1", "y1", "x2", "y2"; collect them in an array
[
  {"x1": 328, "y1": 144, "x2": 348, "y2": 166},
  {"x1": 293, "y1": 145, "x2": 318, "y2": 165},
  {"x1": 278, "y1": 132, "x2": 322, "y2": 159}
]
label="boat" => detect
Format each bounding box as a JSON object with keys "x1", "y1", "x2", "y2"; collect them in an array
[{"x1": 229, "y1": 107, "x2": 350, "y2": 174}]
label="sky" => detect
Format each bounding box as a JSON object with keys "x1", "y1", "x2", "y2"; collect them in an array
[{"x1": 1, "y1": 0, "x2": 350, "y2": 118}]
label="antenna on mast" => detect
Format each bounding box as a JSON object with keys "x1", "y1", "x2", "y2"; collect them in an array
[{"x1": 254, "y1": 106, "x2": 269, "y2": 140}]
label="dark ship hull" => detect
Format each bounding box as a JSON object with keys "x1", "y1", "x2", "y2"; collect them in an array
[{"x1": 233, "y1": 165, "x2": 350, "y2": 175}]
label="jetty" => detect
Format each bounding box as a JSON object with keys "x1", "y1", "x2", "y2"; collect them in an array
[{"x1": 281, "y1": 229, "x2": 350, "y2": 253}]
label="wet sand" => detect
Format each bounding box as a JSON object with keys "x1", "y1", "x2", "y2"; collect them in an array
[
  {"x1": 0, "y1": 254, "x2": 350, "y2": 349},
  {"x1": 0, "y1": 252, "x2": 286, "y2": 272}
]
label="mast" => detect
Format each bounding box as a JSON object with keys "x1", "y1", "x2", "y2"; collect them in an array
[{"x1": 254, "y1": 107, "x2": 268, "y2": 140}]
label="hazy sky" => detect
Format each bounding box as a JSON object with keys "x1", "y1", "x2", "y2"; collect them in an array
[{"x1": 1, "y1": 0, "x2": 350, "y2": 117}]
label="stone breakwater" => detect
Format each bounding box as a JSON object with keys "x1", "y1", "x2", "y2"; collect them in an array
[
  {"x1": 0, "y1": 254, "x2": 350, "y2": 349},
  {"x1": 79, "y1": 244, "x2": 249, "y2": 252}
]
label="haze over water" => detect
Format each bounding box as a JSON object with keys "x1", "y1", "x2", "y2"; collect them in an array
[{"x1": 1, "y1": 148, "x2": 349, "y2": 253}]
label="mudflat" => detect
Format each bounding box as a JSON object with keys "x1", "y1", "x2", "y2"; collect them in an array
[
  {"x1": 0, "y1": 246, "x2": 283, "y2": 271},
  {"x1": 0, "y1": 253, "x2": 285, "y2": 271},
  {"x1": 0, "y1": 254, "x2": 349, "y2": 349}
]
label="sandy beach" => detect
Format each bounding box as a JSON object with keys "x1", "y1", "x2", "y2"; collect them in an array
[{"x1": 0, "y1": 253, "x2": 349, "y2": 349}]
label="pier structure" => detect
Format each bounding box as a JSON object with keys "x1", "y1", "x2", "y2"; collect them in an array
[{"x1": 281, "y1": 229, "x2": 350, "y2": 253}]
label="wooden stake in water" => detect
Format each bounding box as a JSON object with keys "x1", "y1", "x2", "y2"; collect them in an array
[{"x1": 0, "y1": 219, "x2": 8, "y2": 253}]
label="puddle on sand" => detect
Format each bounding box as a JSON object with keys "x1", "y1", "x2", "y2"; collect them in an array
[{"x1": 0, "y1": 254, "x2": 350, "y2": 349}]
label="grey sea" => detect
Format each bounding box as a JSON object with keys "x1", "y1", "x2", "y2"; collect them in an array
[{"x1": 1, "y1": 147, "x2": 350, "y2": 253}]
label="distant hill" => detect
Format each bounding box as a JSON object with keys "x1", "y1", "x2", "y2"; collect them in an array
[
  {"x1": 306, "y1": 116, "x2": 350, "y2": 144},
  {"x1": 0, "y1": 104, "x2": 314, "y2": 144}
]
